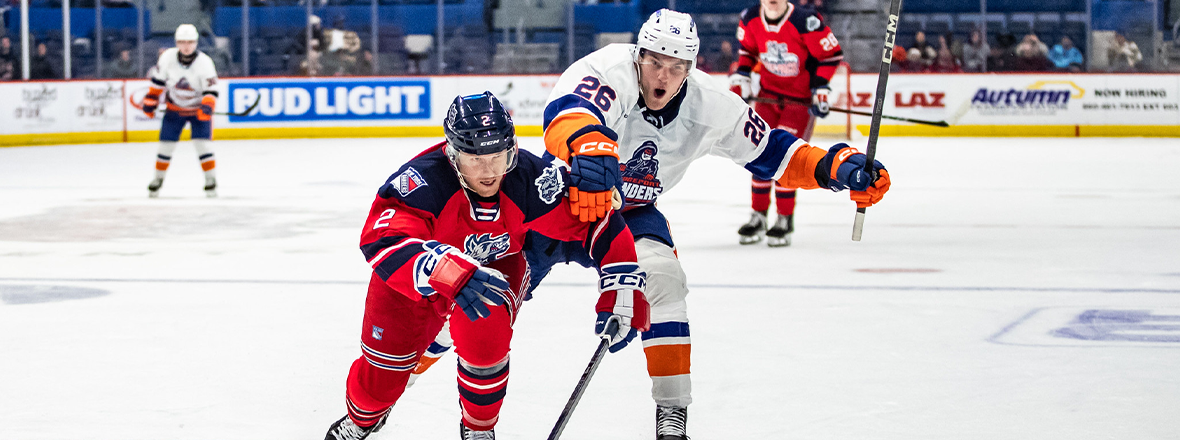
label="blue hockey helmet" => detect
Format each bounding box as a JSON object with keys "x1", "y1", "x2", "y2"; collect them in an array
[{"x1": 444, "y1": 91, "x2": 517, "y2": 153}]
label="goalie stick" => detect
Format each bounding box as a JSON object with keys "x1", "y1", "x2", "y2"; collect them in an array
[
  {"x1": 749, "y1": 96, "x2": 949, "y2": 127},
  {"x1": 852, "y1": 0, "x2": 905, "y2": 242},
  {"x1": 546, "y1": 320, "x2": 618, "y2": 440},
  {"x1": 128, "y1": 93, "x2": 262, "y2": 118}
]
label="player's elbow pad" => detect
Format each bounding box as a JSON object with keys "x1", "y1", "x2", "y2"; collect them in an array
[{"x1": 775, "y1": 144, "x2": 827, "y2": 190}]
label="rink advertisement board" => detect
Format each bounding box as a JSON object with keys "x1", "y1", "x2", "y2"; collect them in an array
[
  {"x1": 226, "y1": 79, "x2": 431, "y2": 122},
  {"x1": 2, "y1": 73, "x2": 1178, "y2": 147},
  {"x1": 840, "y1": 73, "x2": 1180, "y2": 136}
]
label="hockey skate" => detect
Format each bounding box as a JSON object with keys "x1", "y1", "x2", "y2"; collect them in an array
[
  {"x1": 147, "y1": 178, "x2": 163, "y2": 198},
  {"x1": 737, "y1": 210, "x2": 768, "y2": 245},
  {"x1": 459, "y1": 423, "x2": 496, "y2": 440},
  {"x1": 324, "y1": 414, "x2": 387, "y2": 440},
  {"x1": 204, "y1": 177, "x2": 217, "y2": 198},
  {"x1": 766, "y1": 214, "x2": 794, "y2": 247},
  {"x1": 656, "y1": 405, "x2": 688, "y2": 440}
]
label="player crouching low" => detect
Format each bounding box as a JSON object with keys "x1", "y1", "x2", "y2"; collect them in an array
[
  {"x1": 143, "y1": 24, "x2": 220, "y2": 198},
  {"x1": 323, "y1": 92, "x2": 648, "y2": 440}
]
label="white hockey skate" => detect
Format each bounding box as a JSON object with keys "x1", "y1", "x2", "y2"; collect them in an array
[
  {"x1": 147, "y1": 178, "x2": 163, "y2": 198},
  {"x1": 737, "y1": 210, "x2": 768, "y2": 245},
  {"x1": 766, "y1": 214, "x2": 794, "y2": 247},
  {"x1": 204, "y1": 177, "x2": 217, "y2": 198},
  {"x1": 656, "y1": 405, "x2": 689, "y2": 440},
  {"x1": 460, "y1": 423, "x2": 496, "y2": 440}
]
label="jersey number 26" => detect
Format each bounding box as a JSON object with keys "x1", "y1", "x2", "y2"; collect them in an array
[{"x1": 573, "y1": 76, "x2": 617, "y2": 112}]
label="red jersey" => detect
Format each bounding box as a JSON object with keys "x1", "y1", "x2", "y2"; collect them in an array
[
  {"x1": 360, "y1": 142, "x2": 638, "y2": 306},
  {"x1": 736, "y1": 3, "x2": 844, "y2": 100}
]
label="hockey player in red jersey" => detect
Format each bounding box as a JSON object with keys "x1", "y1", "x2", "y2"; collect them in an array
[
  {"x1": 323, "y1": 92, "x2": 649, "y2": 440},
  {"x1": 730, "y1": 0, "x2": 845, "y2": 246}
]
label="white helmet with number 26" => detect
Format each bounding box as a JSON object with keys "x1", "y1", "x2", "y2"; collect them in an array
[{"x1": 635, "y1": 9, "x2": 699, "y2": 69}]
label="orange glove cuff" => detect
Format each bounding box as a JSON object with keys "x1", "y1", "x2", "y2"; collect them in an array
[
  {"x1": 829, "y1": 146, "x2": 861, "y2": 181},
  {"x1": 776, "y1": 144, "x2": 826, "y2": 190},
  {"x1": 568, "y1": 129, "x2": 619, "y2": 158}
]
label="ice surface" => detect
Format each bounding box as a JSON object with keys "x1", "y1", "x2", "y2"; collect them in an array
[{"x1": 1, "y1": 136, "x2": 1178, "y2": 440}]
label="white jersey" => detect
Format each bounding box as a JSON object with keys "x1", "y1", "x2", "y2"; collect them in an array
[
  {"x1": 544, "y1": 44, "x2": 810, "y2": 207},
  {"x1": 150, "y1": 48, "x2": 219, "y2": 109}
]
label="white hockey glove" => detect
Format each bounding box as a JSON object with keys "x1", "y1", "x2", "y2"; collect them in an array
[
  {"x1": 594, "y1": 263, "x2": 650, "y2": 353},
  {"x1": 729, "y1": 72, "x2": 753, "y2": 100},
  {"x1": 810, "y1": 86, "x2": 831, "y2": 118},
  {"x1": 415, "y1": 241, "x2": 510, "y2": 321}
]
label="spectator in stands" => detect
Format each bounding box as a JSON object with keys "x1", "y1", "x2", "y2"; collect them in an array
[
  {"x1": 910, "y1": 31, "x2": 936, "y2": 69},
  {"x1": 106, "y1": 49, "x2": 138, "y2": 78},
  {"x1": 1048, "y1": 36, "x2": 1083, "y2": 72},
  {"x1": 29, "y1": 42, "x2": 55, "y2": 79},
  {"x1": 0, "y1": 36, "x2": 15, "y2": 80},
  {"x1": 695, "y1": 54, "x2": 711, "y2": 73},
  {"x1": 1109, "y1": 33, "x2": 1142, "y2": 72},
  {"x1": 988, "y1": 32, "x2": 1017, "y2": 72},
  {"x1": 714, "y1": 40, "x2": 736, "y2": 74},
  {"x1": 904, "y1": 47, "x2": 926, "y2": 72},
  {"x1": 300, "y1": 44, "x2": 322, "y2": 76},
  {"x1": 352, "y1": 49, "x2": 374, "y2": 75},
  {"x1": 1013, "y1": 33, "x2": 1051, "y2": 71},
  {"x1": 961, "y1": 29, "x2": 988, "y2": 72},
  {"x1": 889, "y1": 44, "x2": 907, "y2": 72},
  {"x1": 940, "y1": 32, "x2": 963, "y2": 63},
  {"x1": 930, "y1": 46, "x2": 962, "y2": 73}
]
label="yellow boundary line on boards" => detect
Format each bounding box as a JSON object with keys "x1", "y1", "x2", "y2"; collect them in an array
[
  {"x1": 2, "y1": 124, "x2": 1176, "y2": 147},
  {"x1": 852, "y1": 124, "x2": 1180, "y2": 137}
]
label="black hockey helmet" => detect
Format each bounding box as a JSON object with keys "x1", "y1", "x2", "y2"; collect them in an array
[{"x1": 443, "y1": 92, "x2": 518, "y2": 178}]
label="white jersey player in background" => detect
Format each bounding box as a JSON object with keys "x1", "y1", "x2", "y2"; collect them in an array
[
  {"x1": 534, "y1": 9, "x2": 892, "y2": 439},
  {"x1": 143, "y1": 24, "x2": 220, "y2": 198}
]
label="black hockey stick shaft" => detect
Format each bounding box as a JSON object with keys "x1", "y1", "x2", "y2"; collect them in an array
[
  {"x1": 750, "y1": 96, "x2": 948, "y2": 127},
  {"x1": 547, "y1": 321, "x2": 617, "y2": 440},
  {"x1": 852, "y1": 0, "x2": 905, "y2": 242}
]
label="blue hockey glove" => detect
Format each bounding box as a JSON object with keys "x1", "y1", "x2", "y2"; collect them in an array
[
  {"x1": 594, "y1": 263, "x2": 649, "y2": 353},
  {"x1": 570, "y1": 153, "x2": 622, "y2": 193}
]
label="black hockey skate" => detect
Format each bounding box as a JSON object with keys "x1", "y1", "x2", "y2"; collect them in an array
[
  {"x1": 460, "y1": 422, "x2": 496, "y2": 440},
  {"x1": 737, "y1": 210, "x2": 768, "y2": 245},
  {"x1": 766, "y1": 214, "x2": 794, "y2": 247},
  {"x1": 656, "y1": 405, "x2": 688, "y2": 440},
  {"x1": 204, "y1": 177, "x2": 217, "y2": 198},
  {"x1": 147, "y1": 178, "x2": 163, "y2": 198},
  {"x1": 324, "y1": 414, "x2": 387, "y2": 440}
]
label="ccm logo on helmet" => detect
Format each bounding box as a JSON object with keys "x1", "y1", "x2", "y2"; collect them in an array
[
  {"x1": 480, "y1": 139, "x2": 502, "y2": 147},
  {"x1": 578, "y1": 141, "x2": 618, "y2": 155}
]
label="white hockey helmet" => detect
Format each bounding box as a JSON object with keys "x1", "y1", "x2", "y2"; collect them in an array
[
  {"x1": 175, "y1": 24, "x2": 199, "y2": 42},
  {"x1": 635, "y1": 9, "x2": 699, "y2": 69}
]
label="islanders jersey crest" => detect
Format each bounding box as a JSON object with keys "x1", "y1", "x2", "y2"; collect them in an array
[
  {"x1": 760, "y1": 41, "x2": 800, "y2": 77},
  {"x1": 620, "y1": 141, "x2": 664, "y2": 205},
  {"x1": 391, "y1": 167, "x2": 427, "y2": 197},
  {"x1": 464, "y1": 233, "x2": 512, "y2": 264}
]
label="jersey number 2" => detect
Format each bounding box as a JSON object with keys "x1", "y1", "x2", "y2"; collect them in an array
[
  {"x1": 572, "y1": 76, "x2": 617, "y2": 112},
  {"x1": 374, "y1": 209, "x2": 396, "y2": 229}
]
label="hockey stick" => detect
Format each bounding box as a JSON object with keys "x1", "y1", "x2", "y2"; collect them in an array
[
  {"x1": 546, "y1": 320, "x2": 618, "y2": 440},
  {"x1": 749, "y1": 96, "x2": 948, "y2": 127},
  {"x1": 128, "y1": 94, "x2": 261, "y2": 117},
  {"x1": 853, "y1": 0, "x2": 905, "y2": 241}
]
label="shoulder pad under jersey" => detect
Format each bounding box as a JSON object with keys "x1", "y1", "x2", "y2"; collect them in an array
[
  {"x1": 788, "y1": 4, "x2": 826, "y2": 34},
  {"x1": 377, "y1": 148, "x2": 460, "y2": 216}
]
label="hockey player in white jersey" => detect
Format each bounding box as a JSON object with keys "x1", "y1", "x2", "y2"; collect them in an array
[
  {"x1": 143, "y1": 24, "x2": 220, "y2": 198},
  {"x1": 536, "y1": 9, "x2": 892, "y2": 439}
]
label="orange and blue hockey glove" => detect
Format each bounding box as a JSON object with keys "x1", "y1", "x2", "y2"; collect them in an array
[
  {"x1": 566, "y1": 125, "x2": 622, "y2": 222},
  {"x1": 816, "y1": 143, "x2": 891, "y2": 208},
  {"x1": 197, "y1": 95, "x2": 216, "y2": 122},
  {"x1": 142, "y1": 86, "x2": 163, "y2": 117}
]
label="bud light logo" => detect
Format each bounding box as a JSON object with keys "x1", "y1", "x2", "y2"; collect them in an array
[{"x1": 228, "y1": 80, "x2": 431, "y2": 122}]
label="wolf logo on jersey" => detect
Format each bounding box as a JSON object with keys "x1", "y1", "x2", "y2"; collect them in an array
[
  {"x1": 534, "y1": 165, "x2": 564, "y2": 204},
  {"x1": 761, "y1": 41, "x2": 800, "y2": 77},
  {"x1": 464, "y1": 232, "x2": 512, "y2": 264},
  {"x1": 620, "y1": 141, "x2": 663, "y2": 205}
]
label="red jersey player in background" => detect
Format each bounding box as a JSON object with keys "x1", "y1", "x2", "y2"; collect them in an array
[
  {"x1": 322, "y1": 92, "x2": 648, "y2": 440},
  {"x1": 729, "y1": 0, "x2": 844, "y2": 246}
]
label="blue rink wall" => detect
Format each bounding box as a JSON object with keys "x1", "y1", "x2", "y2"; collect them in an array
[{"x1": 2, "y1": 72, "x2": 1178, "y2": 147}]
